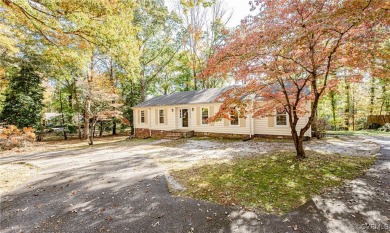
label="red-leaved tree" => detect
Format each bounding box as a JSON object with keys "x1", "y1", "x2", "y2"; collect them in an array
[{"x1": 202, "y1": 0, "x2": 389, "y2": 159}]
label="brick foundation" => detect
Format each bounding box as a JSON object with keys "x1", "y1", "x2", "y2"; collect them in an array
[
  {"x1": 135, "y1": 128, "x2": 310, "y2": 140},
  {"x1": 254, "y1": 134, "x2": 311, "y2": 141},
  {"x1": 194, "y1": 131, "x2": 248, "y2": 139},
  {"x1": 135, "y1": 128, "x2": 168, "y2": 138},
  {"x1": 135, "y1": 128, "x2": 150, "y2": 138}
]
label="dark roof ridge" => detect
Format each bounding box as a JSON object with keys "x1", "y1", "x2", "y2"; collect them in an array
[{"x1": 133, "y1": 86, "x2": 236, "y2": 107}]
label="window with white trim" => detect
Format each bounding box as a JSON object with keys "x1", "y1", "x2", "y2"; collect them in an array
[
  {"x1": 140, "y1": 110, "x2": 145, "y2": 123},
  {"x1": 230, "y1": 108, "x2": 239, "y2": 126},
  {"x1": 201, "y1": 107, "x2": 209, "y2": 125},
  {"x1": 159, "y1": 109, "x2": 164, "y2": 124},
  {"x1": 276, "y1": 109, "x2": 287, "y2": 126}
]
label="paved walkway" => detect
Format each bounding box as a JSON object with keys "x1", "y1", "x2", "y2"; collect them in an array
[{"x1": 0, "y1": 136, "x2": 389, "y2": 232}]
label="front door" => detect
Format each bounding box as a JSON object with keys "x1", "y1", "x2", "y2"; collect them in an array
[{"x1": 180, "y1": 109, "x2": 189, "y2": 128}]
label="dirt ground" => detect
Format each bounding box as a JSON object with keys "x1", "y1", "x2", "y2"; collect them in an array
[
  {"x1": 0, "y1": 135, "x2": 387, "y2": 233},
  {"x1": 0, "y1": 136, "x2": 379, "y2": 196},
  {"x1": 0, "y1": 162, "x2": 39, "y2": 195},
  {"x1": 0, "y1": 135, "x2": 143, "y2": 196},
  {"x1": 148, "y1": 136, "x2": 380, "y2": 171},
  {"x1": 0, "y1": 135, "x2": 130, "y2": 156}
]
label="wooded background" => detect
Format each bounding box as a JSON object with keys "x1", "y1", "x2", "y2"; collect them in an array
[{"x1": 0, "y1": 0, "x2": 389, "y2": 144}]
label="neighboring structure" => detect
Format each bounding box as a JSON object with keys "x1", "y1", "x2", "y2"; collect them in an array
[
  {"x1": 42, "y1": 112, "x2": 61, "y2": 126},
  {"x1": 132, "y1": 87, "x2": 311, "y2": 139}
]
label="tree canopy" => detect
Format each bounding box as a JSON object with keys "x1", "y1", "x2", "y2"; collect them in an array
[
  {"x1": 1, "y1": 62, "x2": 44, "y2": 128},
  {"x1": 202, "y1": 0, "x2": 389, "y2": 158}
]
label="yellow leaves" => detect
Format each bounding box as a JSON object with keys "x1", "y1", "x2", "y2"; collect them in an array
[
  {"x1": 1, "y1": 125, "x2": 21, "y2": 137},
  {"x1": 0, "y1": 67, "x2": 5, "y2": 80},
  {"x1": 1, "y1": 125, "x2": 35, "y2": 140},
  {"x1": 22, "y1": 127, "x2": 36, "y2": 140},
  {"x1": 92, "y1": 73, "x2": 118, "y2": 94},
  {"x1": 0, "y1": 22, "x2": 19, "y2": 55},
  {"x1": 77, "y1": 40, "x2": 89, "y2": 50},
  {"x1": 0, "y1": 125, "x2": 36, "y2": 150}
]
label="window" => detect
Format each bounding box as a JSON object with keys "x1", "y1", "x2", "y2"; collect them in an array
[
  {"x1": 230, "y1": 108, "x2": 239, "y2": 126},
  {"x1": 159, "y1": 109, "x2": 164, "y2": 124},
  {"x1": 201, "y1": 107, "x2": 209, "y2": 125},
  {"x1": 276, "y1": 109, "x2": 287, "y2": 126},
  {"x1": 140, "y1": 110, "x2": 145, "y2": 123}
]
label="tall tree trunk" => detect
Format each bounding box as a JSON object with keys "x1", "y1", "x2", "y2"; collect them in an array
[
  {"x1": 140, "y1": 76, "x2": 147, "y2": 102},
  {"x1": 370, "y1": 76, "x2": 375, "y2": 115},
  {"x1": 352, "y1": 85, "x2": 355, "y2": 131},
  {"x1": 59, "y1": 89, "x2": 68, "y2": 140},
  {"x1": 112, "y1": 119, "x2": 116, "y2": 135},
  {"x1": 192, "y1": 65, "x2": 197, "y2": 90},
  {"x1": 74, "y1": 86, "x2": 82, "y2": 139},
  {"x1": 88, "y1": 118, "x2": 95, "y2": 145},
  {"x1": 380, "y1": 80, "x2": 388, "y2": 115},
  {"x1": 100, "y1": 121, "x2": 103, "y2": 137},
  {"x1": 85, "y1": 54, "x2": 94, "y2": 140},
  {"x1": 291, "y1": 128, "x2": 305, "y2": 159},
  {"x1": 329, "y1": 90, "x2": 337, "y2": 130},
  {"x1": 68, "y1": 94, "x2": 73, "y2": 108},
  {"x1": 84, "y1": 96, "x2": 90, "y2": 139},
  {"x1": 344, "y1": 82, "x2": 350, "y2": 130}
]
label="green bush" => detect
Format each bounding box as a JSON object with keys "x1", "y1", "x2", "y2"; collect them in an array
[{"x1": 66, "y1": 125, "x2": 78, "y2": 134}]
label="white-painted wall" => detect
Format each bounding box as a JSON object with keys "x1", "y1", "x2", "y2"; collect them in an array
[
  {"x1": 133, "y1": 101, "x2": 311, "y2": 137},
  {"x1": 253, "y1": 116, "x2": 311, "y2": 137}
]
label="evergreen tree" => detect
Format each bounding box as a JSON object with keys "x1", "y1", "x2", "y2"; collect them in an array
[{"x1": 1, "y1": 64, "x2": 44, "y2": 128}]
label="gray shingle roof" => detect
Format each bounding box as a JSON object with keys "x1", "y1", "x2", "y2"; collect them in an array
[{"x1": 133, "y1": 87, "x2": 233, "y2": 107}]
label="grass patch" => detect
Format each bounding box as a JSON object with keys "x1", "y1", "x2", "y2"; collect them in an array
[
  {"x1": 326, "y1": 130, "x2": 390, "y2": 136},
  {"x1": 170, "y1": 151, "x2": 376, "y2": 214}
]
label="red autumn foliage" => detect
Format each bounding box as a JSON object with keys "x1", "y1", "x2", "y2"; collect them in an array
[{"x1": 202, "y1": 0, "x2": 388, "y2": 158}]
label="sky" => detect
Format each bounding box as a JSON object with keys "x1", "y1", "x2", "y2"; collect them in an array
[
  {"x1": 224, "y1": 0, "x2": 255, "y2": 27},
  {"x1": 165, "y1": 0, "x2": 255, "y2": 28}
]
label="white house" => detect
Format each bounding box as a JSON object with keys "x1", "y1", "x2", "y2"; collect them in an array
[{"x1": 132, "y1": 87, "x2": 311, "y2": 139}]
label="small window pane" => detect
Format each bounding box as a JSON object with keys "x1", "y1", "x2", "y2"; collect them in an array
[
  {"x1": 159, "y1": 110, "x2": 164, "y2": 124},
  {"x1": 201, "y1": 108, "x2": 209, "y2": 125},
  {"x1": 140, "y1": 110, "x2": 145, "y2": 123},
  {"x1": 276, "y1": 110, "x2": 287, "y2": 125},
  {"x1": 230, "y1": 109, "x2": 239, "y2": 126}
]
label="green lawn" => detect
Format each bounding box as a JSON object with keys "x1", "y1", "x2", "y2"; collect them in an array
[
  {"x1": 326, "y1": 130, "x2": 390, "y2": 136},
  {"x1": 170, "y1": 151, "x2": 376, "y2": 214}
]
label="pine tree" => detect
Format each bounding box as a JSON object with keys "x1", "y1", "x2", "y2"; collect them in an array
[{"x1": 1, "y1": 64, "x2": 44, "y2": 128}]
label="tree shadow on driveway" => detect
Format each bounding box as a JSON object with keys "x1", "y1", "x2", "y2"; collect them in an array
[
  {"x1": 1, "y1": 136, "x2": 389, "y2": 232},
  {"x1": 1, "y1": 143, "x2": 236, "y2": 232}
]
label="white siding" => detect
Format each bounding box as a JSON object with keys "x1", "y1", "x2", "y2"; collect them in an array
[
  {"x1": 253, "y1": 116, "x2": 311, "y2": 137},
  {"x1": 189, "y1": 103, "x2": 251, "y2": 135},
  {"x1": 133, "y1": 103, "x2": 251, "y2": 135},
  {"x1": 253, "y1": 102, "x2": 312, "y2": 137},
  {"x1": 133, "y1": 101, "x2": 311, "y2": 137},
  {"x1": 135, "y1": 107, "x2": 177, "y2": 130}
]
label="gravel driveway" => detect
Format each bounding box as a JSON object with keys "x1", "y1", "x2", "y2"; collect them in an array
[{"x1": 0, "y1": 136, "x2": 388, "y2": 233}]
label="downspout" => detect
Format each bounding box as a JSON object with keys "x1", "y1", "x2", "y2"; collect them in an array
[{"x1": 148, "y1": 108, "x2": 152, "y2": 137}]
